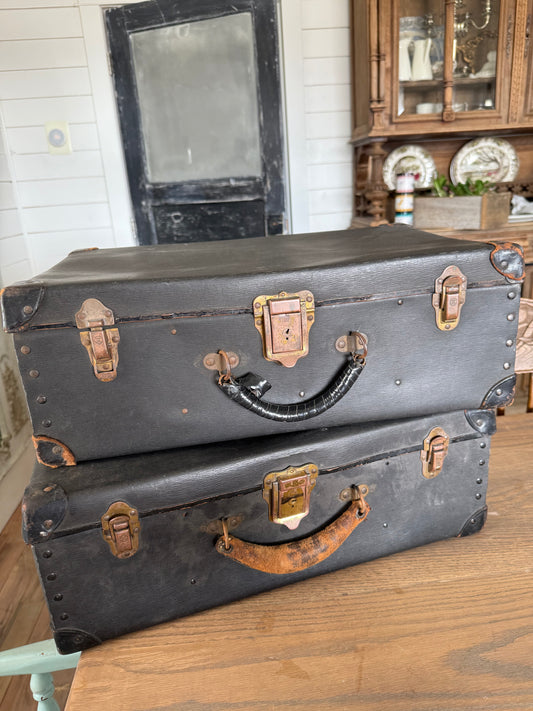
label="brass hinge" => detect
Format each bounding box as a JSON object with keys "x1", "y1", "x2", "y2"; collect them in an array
[
  {"x1": 432, "y1": 266, "x2": 467, "y2": 331},
  {"x1": 421, "y1": 427, "x2": 449, "y2": 478},
  {"x1": 263, "y1": 464, "x2": 318, "y2": 530},
  {"x1": 253, "y1": 290, "x2": 315, "y2": 367},
  {"x1": 75, "y1": 298, "x2": 120, "y2": 382},
  {"x1": 101, "y1": 501, "x2": 140, "y2": 559}
]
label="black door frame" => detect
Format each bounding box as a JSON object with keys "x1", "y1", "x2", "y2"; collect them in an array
[{"x1": 105, "y1": 0, "x2": 285, "y2": 244}]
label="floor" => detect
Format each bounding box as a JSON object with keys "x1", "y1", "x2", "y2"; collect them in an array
[{"x1": 0, "y1": 391, "x2": 529, "y2": 711}]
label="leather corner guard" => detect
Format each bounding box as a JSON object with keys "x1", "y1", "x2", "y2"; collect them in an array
[
  {"x1": 480, "y1": 375, "x2": 516, "y2": 409},
  {"x1": 215, "y1": 496, "x2": 370, "y2": 575},
  {"x1": 53, "y1": 628, "x2": 101, "y2": 655},
  {"x1": 1, "y1": 283, "x2": 45, "y2": 332},
  {"x1": 458, "y1": 506, "x2": 488, "y2": 537},
  {"x1": 488, "y1": 242, "x2": 525, "y2": 282},
  {"x1": 33, "y1": 436, "x2": 76, "y2": 468},
  {"x1": 465, "y1": 409, "x2": 497, "y2": 436}
]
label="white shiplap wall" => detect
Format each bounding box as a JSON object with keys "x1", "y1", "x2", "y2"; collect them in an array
[
  {"x1": 0, "y1": 115, "x2": 31, "y2": 285},
  {"x1": 302, "y1": 0, "x2": 353, "y2": 232},
  {"x1": 0, "y1": 2, "x2": 135, "y2": 278}
]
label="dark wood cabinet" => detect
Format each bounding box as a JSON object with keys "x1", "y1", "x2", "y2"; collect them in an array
[{"x1": 351, "y1": 0, "x2": 533, "y2": 223}]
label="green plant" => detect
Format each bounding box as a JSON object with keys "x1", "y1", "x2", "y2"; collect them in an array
[{"x1": 430, "y1": 174, "x2": 493, "y2": 197}]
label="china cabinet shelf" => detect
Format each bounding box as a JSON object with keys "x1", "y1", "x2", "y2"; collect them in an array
[{"x1": 351, "y1": 0, "x2": 533, "y2": 225}]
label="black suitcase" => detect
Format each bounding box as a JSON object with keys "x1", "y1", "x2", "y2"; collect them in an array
[
  {"x1": 23, "y1": 408, "x2": 495, "y2": 654},
  {"x1": 3, "y1": 226, "x2": 522, "y2": 466}
]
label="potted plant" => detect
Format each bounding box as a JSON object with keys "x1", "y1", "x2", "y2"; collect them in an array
[{"x1": 413, "y1": 175, "x2": 511, "y2": 230}]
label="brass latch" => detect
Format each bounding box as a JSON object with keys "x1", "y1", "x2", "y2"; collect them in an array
[
  {"x1": 101, "y1": 501, "x2": 140, "y2": 559},
  {"x1": 263, "y1": 464, "x2": 318, "y2": 530},
  {"x1": 253, "y1": 291, "x2": 315, "y2": 367},
  {"x1": 432, "y1": 266, "x2": 467, "y2": 331},
  {"x1": 75, "y1": 298, "x2": 120, "y2": 382},
  {"x1": 421, "y1": 427, "x2": 449, "y2": 478}
]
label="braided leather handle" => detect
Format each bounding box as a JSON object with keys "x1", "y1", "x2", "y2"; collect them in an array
[
  {"x1": 217, "y1": 352, "x2": 366, "y2": 423},
  {"x1": 215, "y1": 491, "x2": 370, "y2": 574}
]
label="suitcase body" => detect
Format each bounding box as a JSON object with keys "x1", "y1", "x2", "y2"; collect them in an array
[
  {"x1": 3, "y1": 226, "x2": 521, "y2": 465},
  {"x1": 23, "y1": 408, "x2": 495, "y2": 654}
]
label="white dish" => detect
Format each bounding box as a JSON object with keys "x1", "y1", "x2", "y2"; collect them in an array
[
  {"x1": 450, "y1": 138, "x2": 519, "y2": 184},
  {"x1": 382, "y1": 144, "x2": 437, "y2": 191}
]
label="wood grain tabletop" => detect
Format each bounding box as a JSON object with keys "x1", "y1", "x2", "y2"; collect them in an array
[{"x1": 65, "y1": 414, "x2": 533, "y2": 711}]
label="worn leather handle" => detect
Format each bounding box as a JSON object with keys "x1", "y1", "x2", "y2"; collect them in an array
[
  {"x1": 215, "y1": 494, "x2": 370, "y2": 575},
  {"x1": 217, "y1": 352, "x2": 366, "y2": 423}
]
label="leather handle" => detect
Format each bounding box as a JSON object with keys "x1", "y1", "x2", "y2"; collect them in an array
[
  {"x1": 217, "y1": 352, "x2": 366, "y2": 423},
  {"x1": 215, "y1": 493, "x2": 370, "y2": 575}
]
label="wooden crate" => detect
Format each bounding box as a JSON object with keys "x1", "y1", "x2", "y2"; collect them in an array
[{"x1": 414, "y1": 192, "x2": 511, "y2": 230}]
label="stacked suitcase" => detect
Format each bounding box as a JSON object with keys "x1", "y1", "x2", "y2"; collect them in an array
[{"x1": 1, "y1": 225, "x2": 524, "y2": 654}]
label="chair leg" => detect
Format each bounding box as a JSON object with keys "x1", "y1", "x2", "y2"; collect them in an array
[{"x1": 30, "y1": 672, "x2": 60, "y2": 711}]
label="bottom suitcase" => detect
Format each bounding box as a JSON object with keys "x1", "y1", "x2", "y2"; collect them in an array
[{"x1": 23, "y1": 408, "x2": 495, "y2": 654}]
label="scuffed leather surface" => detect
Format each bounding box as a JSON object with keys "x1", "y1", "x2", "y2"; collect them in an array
[{"x1": 218, "y1": 355, "x2": 365, "y2": 422}]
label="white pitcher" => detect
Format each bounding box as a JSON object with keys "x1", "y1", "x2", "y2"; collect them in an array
[
  {"x1": 398, "y1": 38, "x2": 412, "y2": 81},
  {"x1": 411, "y1": 38, "x2": 433, "y2": 81}
]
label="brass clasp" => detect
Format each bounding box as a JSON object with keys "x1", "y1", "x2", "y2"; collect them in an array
[
  {"x1": 263, "y1": 464, "x2": 318, "y2": 530},
  {"x1": 421, "y1": 427, "x2": 450, "y2": 478},
  {"x1": 75, "y1": 298, "x2": 120, "y2": 382},
  {"x1": 253, "y1": 291, "x2": 315, "y2": 367},
  {"x1": 432, "y1": 266, "x2": 467, "y2": 331},
  {"x1": 101, "y1": 501, "x2": 140, "y2": 559}
]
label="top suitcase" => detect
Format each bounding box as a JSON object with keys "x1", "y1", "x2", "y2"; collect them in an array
[{"x1": 1, "y1": 225, "x2": 524, "y2": 467}]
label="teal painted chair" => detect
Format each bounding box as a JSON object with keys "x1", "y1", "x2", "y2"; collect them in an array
[{"x1": 0, "y1": 639, "x2": 80, "y2": 710}]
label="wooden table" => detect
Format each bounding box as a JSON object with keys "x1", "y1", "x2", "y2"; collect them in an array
[{"x1": 66, "y1": 415, "x2": 533, "y2": 711}]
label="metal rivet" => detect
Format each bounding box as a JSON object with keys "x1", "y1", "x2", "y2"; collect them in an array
[
  {"x1": 444, "y1": 324, "x2": 451, "y2": 330},
  {"x1": 129, "y1": 509, "x2": 136, "y2": 517},
  {"x1": 52, "y1": 446, "x2": 62, "y2": 455},
  {"x1": 20, "y1": 345, "x2": 31, "y2": 355},
  {"x1": 395, "y1": 379, "x2": 401, "y2": 386},
  {"x1": 39, "y1": 531, "x2": 48, "y2": 538},
  {"x1": 23, "y1": 305, "x2": 34, "y2": 315},
  {"x1": 506, "y1": 339, "x2": 513, "y2": 347},
  {"x1": 507, "y1": 291, "x2": 516, "y2": 299},
  {"x1": 29, "y1": 369, "x2": 39, "y2": 378},
  {"x1": 397, "y1": 299, "x2": 403, "y2": 305},
  {"x1": 190, "y1": 578, "x2": 197, "y2": 585},
  {"x1": 60, "y1": 613, "x2": 69, "y2": 621},
  {"x1": 306, "y1": 295, "x2": 313, "y2": 302},
  {"x1": 476, "y1": 478, "x2": 483, "y2": 484},
  {"x1": 503, "y1": 362, "x2": 510, "y2": 370},
  {"x1": 42, "y1": 419, "x2": 52, "y2": 428},
  {"x1": 104, "y1": 310, "x2": 112, "y2": 318},
  {"x1": 475, "y1": 493, "x2": 482, "y2": 500},
  {"x1": 337, "y1": 340, "x2": 346, "y2": 349},
  {"x1": 307, "y1": 315, "x2": 313, "y2": 321},
  {"x1": 383, "y1": 523, "x2": 388, "y2": 528},
  {"x1": 205, "y1": 358, "x2": 214, "y2": 366},
  {"x1": 43, "y1": 486, "x2": 54, "y2": 493},
  {"x1": 171, "y1": 329, "x2": 177, "y2": 335},
  {"x1": 479, "y1": 459, "x2": 486, "y2": 466},
  {"x1": 501, "y1": 260, "x2": 509, "y2": 268},
  {"x1": 299, "y1": 391, "x2": 305, "y2": 398},
  {"x1": 507, "y1": 313, "x2": 515, "y2": 321},
  {"x1": 480, "y1": 442, "x2": 486, "y2": 449},
  {"x1": 43, "y1": 519, "x2": 53, "y2": 529},
  {"x1": 470, "y1": 518, "x2": 477, "y2": 525},
  {"x1": 42, "y1": 550, "x2": 52, "y2": 559},
  {"x1": 182, "y1": 408, "x2": 188, "y2": 414},
  {"x1": 73, "y1": 635, "x2": 83, "y2": 644},
  {"x1": 47, "y1": 573, "x2": 57, "y2": 581},
  {"x1": 229, "y1": 356, "x2": 238, "y2": 365},
  {"x1": 254, "y1": 302, "x2": 261, "y2": 309},
  {"x1": 476, "y1": 419, "x2": 483, "y2": 426},
  {"x1": 495, "y1": 388, "x2": 503, "y2": 396},
  {"x1": 36, "y1": 395, "x2": 47, "y2": 404}
]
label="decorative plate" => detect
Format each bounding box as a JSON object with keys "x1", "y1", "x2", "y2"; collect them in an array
[
  {"x1": 382, "y1": 145, "x2": 437, "y2": 191},
  {"x1": 450, "y1": 138, "x2": 519, "y2": 185}
]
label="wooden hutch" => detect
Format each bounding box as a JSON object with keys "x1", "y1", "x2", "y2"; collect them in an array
[{"x1": 351, "y1": 0, "x2": 533, "y2": 264}]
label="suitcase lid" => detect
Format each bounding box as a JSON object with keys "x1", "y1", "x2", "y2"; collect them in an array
[
  {"x1": 22, "y1": 408, "x2": 495, "y2": 543},
  {"x1": 1, "y1": 226, "x2": 523, "y2": 332}
]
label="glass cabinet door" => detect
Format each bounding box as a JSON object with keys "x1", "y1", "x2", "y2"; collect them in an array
[{"x1": 397, "y1": 0, "x2": 501, "y2": 117}]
